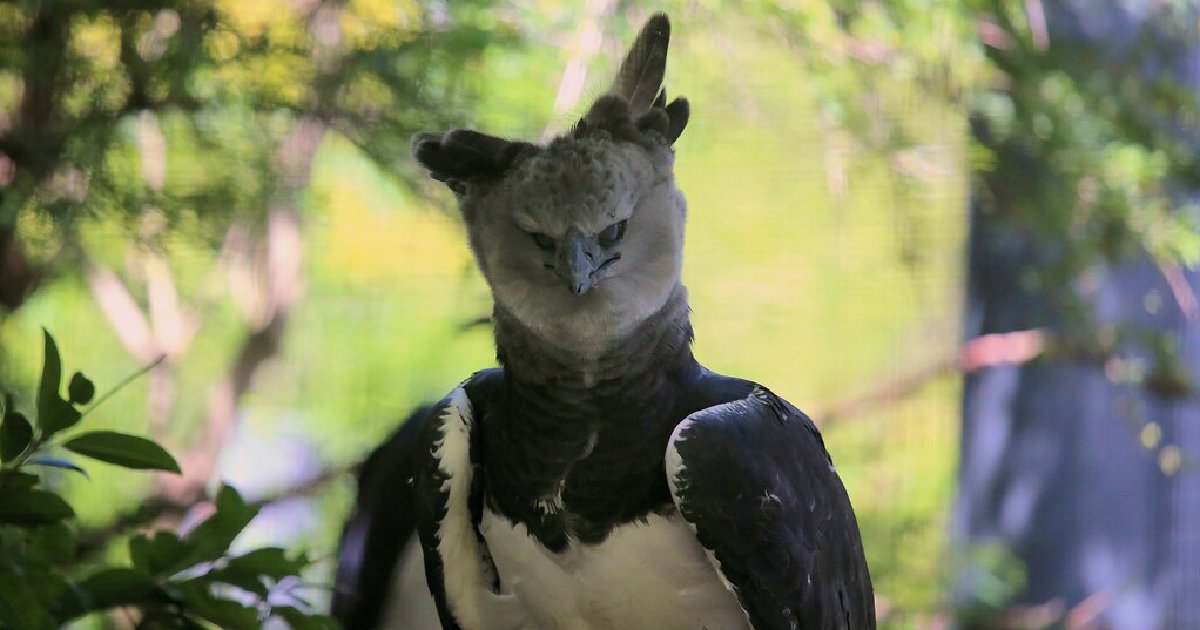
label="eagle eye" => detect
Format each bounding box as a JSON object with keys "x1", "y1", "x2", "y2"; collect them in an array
[
  {"x1": 529, "y1": 232, "x2": 555, "y2": 251},
  {"x1": 598, "y1": 220, "x2": 627, "y2": 247}
]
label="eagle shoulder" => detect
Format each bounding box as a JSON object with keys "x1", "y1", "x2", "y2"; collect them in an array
[
  {"x1": 664, "y1": 385, "x2": 876, "y2": 630},
  {"x1": 412, "y1": 370, "x2": 524, "y2": 630}
]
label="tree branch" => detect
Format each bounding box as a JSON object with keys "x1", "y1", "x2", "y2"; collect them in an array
[{"x1": 817, "y1": 329, "x2": 1047, "y2": 424}]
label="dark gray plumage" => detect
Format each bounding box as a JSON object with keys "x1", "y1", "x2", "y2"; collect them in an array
[
  {"x1": 611, "y1": 13, "x2": 670, "y2": 114},
  {"x1": 333, "y1": 13, "x2": 874, "y2": 630}
]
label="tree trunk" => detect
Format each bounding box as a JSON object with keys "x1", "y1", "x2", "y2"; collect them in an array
[{"x1": 954, "y1": 2, "x2": 1200, "y2": 628}]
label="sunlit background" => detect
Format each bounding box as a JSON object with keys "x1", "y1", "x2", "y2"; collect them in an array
[{"x1": 3, "y1": 0, "x2": 1199, "y2": 628}]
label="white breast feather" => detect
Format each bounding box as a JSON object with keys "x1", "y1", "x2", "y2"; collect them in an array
[
  {"x1": 428, "y1": 392, "x2": 752, "y2": 630},
  {"x1": 479, "y1": 508, "x2": 749, "y2": 630},
  {"x1": 432, "y1": 387, "x2": 526, "y2": 630},
  {"x1": 380, "y1": 535, "x2": 439, "y2": 628}
]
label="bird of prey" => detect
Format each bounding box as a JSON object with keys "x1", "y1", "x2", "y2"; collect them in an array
[{"x1": 332, "y1": 13, "x2": 875, "y2": 630}]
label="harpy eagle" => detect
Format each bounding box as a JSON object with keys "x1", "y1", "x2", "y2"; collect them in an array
[{"x1": 332, "y1": 13, "x2": 875, "y2": 630}]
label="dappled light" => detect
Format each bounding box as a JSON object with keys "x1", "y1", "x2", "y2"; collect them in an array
[{"x1": 1, "y1": 1, "x2": 1199, "y2": 628}]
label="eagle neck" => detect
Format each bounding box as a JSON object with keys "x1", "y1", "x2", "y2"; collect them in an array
[
  {"x1": 492, "y1": 285, "x2": 696, "y2": 396},
  {"x1": 485, "y1": 285, "x2": 699, "y2": 547}
]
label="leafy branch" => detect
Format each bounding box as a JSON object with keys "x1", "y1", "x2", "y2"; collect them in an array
[{"x1": 0, "y1": 330, "x2": 337, "y2": 629}]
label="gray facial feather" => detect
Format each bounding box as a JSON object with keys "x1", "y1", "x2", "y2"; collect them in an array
[
  {"x1": 410, "y1": 13, "x2": 690, "y2": 353},
  {"x1": 463, "y1": 139, "x2": 686, "y2": 353}
]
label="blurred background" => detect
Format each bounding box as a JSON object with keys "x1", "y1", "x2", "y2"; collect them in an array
[{"x1": 2, "y1": 0, "x2": 1199, "y2": 628}]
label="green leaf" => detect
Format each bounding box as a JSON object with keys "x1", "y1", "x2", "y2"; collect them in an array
[
  {"x1": 129, "y1": 534, "x2": 151, "y2": 571},
  {"x1": 0, "y1": 488, "x2": 74, "y2": 525},
  {"x1": 200, "y1": 565, "x2": 270, "y2": 598},
  {"x1": 130, "y1": 531, "x2": 191, "y2": 577},
  {"x1": 0, "y1": 408, "x2": 33, "y2": 463},
  {"x1": 56, "y1": 567, "x2": 170, "y2": 621},
  {"x1": 272, "y1": 606, "x2": 341, "y2": 630},
  {"x1": 38, "y1": 398, "x2": 80, "y2": 437},
  {"x1": 62, "y1": 431, "x2": 181, "y2": 473},
  {"x1": 173, "y1": 582, "x2": 260, "y2": 630},
  {"x1": 27, "y1": 455, "x2": 88, "y2": 477},
  {"x1": 10, "y1": 545, "x2": 72, "y2": 612},
  {"x1": 0, "y1": 562, "x2": 55, "y2": 630},
  {"x1": 67, "y1": 372, "x2": 95, "y2": 405},
  {"x1": 0, "y1": 470, "x2": 39, "y2": 492},
  {"x1": 174, "y1": 485, "x2": 259, "y2": 570},
  {"x1": 199, "y1": 547, "x2": 308, "y2": 598},
  {"x1": 35, "y1": 330, "x2": 80, "y2": 436},
  {"x1": 137, "y1": 609, "x2": 208, "y2": 629},
  {"x1": 28, "y1": 520, "x2": 76, "y2": 562},
  {"x1": 222, "y1": 547, "x2": 309, "y2": 582},
  {"x1": 37, "y1": 330, "x2": 62, "y2": 416},
  {"x1": 76, "y1": 567, "x2": 163, "y2": 601}
]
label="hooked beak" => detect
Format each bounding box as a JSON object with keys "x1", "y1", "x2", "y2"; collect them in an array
[{"x1": 559, "y1": 231, "x2": 599, "y2": 295}]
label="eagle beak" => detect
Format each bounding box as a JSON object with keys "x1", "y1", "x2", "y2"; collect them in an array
[{"x1": 560, "y1": 231, "x2": 599, "y2": 295}]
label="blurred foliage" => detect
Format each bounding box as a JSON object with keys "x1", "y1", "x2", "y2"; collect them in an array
[
  {"x1": 740, "y1": 0, "x2": 1200, "y2": 622},
  {"x1": 949, "y1": 542, "x2": 1028, "y2": 626},
  {"x1": 0, "y1": 331, "x2": 333, "y2": 629},
  {"x1": 758, "y1": 0, "x2": 1200, "y2": 274},
  {"x1": 0, "y1": 0, "x2": 516, "y2": 275}
]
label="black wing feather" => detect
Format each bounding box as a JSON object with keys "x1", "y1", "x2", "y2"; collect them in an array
[
  {"x1": 331, "y1": 405, "x2": 433, "y2": 629},
  {"x1": 668, "y1": 387, "x2": 875, "y2": 630}
]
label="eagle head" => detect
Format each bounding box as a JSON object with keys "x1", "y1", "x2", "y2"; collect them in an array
[{"x1": 411, "y1": 14, "x2": 691, "y2": 349}]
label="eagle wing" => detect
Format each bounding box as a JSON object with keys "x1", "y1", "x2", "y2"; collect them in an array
[
  {"x1": 331, "y1": 404, "x2": 432, "y2": 629},
  {"x1": 665, "y1": 386, "x2": 875, "y2": 630},
  {"x1": 411, "y1": 372, "x2": 525, "y2": 630}
]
